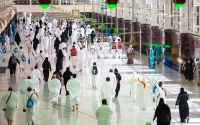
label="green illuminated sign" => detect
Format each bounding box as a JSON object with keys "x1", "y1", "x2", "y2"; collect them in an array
[{"x1": 40, "y1": 4, "x2": 49, "y2": 10}]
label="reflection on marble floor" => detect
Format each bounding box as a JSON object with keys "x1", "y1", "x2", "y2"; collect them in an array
[{"x1": 0, "y1": 48, "x2": 200, "y2": 125}]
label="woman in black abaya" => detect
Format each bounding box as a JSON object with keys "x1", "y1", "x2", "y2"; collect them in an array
[
  {"x1": 175, "y1": 87, "x2": 189, "y2": 123},
  {"x1": 42, "y1": 57, "x2": 52, "y2": 82},
  {"x1": 63, "y1": 67, "x2": 73, "y2": 95},
  {"x1": 54, "y1": 37, "x2": 60, "y2": 53},
  {"x1": 8, "y1": 53, "x2": 20, "y2": 75},
  {"x1": 33, "y1": 37, "x2": 39, "y2": 51},
  {"x1": 153, "y1": 98, "x2": 171, "y2": 125},
  {"x1": 56, "y1": 49, "x2": 64, "y2": 70}
]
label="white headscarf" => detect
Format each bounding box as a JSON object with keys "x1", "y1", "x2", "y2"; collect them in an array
[{"x1": 127, "y1": 45, "x2": 133, "y2": 53}]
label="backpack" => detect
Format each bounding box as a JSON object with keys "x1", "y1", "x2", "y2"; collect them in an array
[
  {"x1": 22, "y1": 55, "x2": 26, "y2": 62},
  {"x1": 56, "y1": 72, "x2": 61, "y2": 80},
  {"x1": 160, "y1": 110, "x2": 170, "y2": 122},
  {"x1": 71, "y1": 48, "x2": 77, "y2": 56},
  {"x1": 26, "y1": 94, "x2": 34, "y2": 108},
  {"x1": 39, "y1": 38, "x2": 42, "y2": 43},
  {"x1": 2, "y1": 48, "x2": 7, "y2": 53},
  {"x1": 14, "y1": 48, "x2": 18, "y2": 53},
  {"x1": 92, "y1": 66, "x2": 98, "y2": 75},
  {"x1": 11, "y1": 58, "x2": 17, "y2": 64}
]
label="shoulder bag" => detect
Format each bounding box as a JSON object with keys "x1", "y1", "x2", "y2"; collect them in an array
[{"x1": 3, "y1": 92, "x2": 12, "y2": 111}]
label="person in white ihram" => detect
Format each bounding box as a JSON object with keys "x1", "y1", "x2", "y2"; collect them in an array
[
  {"x1": 20, "y1": 76, "x2": 35, "y2": 94},
  {"x1": 104, "y1": 69, "x2": 117, "y2": 90},
  {"x1": 101, "y1": 77, "x2": 115, "y2": 106},
  {"x1": 130, "y1": 71, "x2": 139, "y2": 101},
  {"x1": 76, "y1": 48, "x2": 86, "y2": 73},
  {"x1": 30, "y1": 65, "x2": 41, "y2": 97},
  {"x1": 22, "y1": 87, "x2": 38, "y2": 125},
  {"x1": 95, "y1": 99, "x2": 113, "y2": 125},
  {"x1": 48, "y1": 74, "x2": 61, "y2": 109},
  {"x1": 0, "y1": 87, "x2": 18, "y2": 125},
  {"x1": 67, "y1": 74, "x2": 82, "y2": 111},
  {"x1": 89, "y1": 62, "x2": 100, "y2": 89}
]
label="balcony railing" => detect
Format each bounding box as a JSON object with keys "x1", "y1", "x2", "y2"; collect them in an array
[{"x1": 12, "y1": 0, "x2": 91, "y2": 5}]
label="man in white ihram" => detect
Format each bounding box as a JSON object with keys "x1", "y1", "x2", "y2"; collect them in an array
[
  {"x1": 31, "y1": 65, "x2": 41, "y2": 97},
  {"x1": 20, "y1": 76, "x2": 35, "y2": 94},
  {"x1": 104, "y1": 69, "x2": 117, "y2": 90},
  {"x1": 22, "y1": 87, "x2": 37, "y2": 125},
  {"x1": 89, "y1": 62, "x2": 100, "y2": 89},
  {"x1": 95, "y1": 99, "x2": 113, "y2": 125},
  {"x1": 0, "y1": 87, "x2": 18, "y2": 125},
  {"x1": 36, "y1": 50, "x2": 46, "y2": 71},
  {"x1": 76, "y1": 48, "x2": 86, "y2": 73},
  {"x1": 48, "y1": 74, "x2": 61, "y2": 109},
  {"x1": 67, "y1": 74, "x2": 82, "y2": 111},
  {"x1": 155, "y1": 82, "x2": 167, "y2": 106},
  {"x1": 101, "y1": 77, "x2": 115, "y2": 106}
]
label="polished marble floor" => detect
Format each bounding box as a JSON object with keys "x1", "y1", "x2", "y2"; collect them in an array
[{"x1": 0, "y1": 43, "x2": 200, "y2": 125}]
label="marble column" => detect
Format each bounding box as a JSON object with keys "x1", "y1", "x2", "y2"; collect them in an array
[
  {"x1": 151, "y1": 26, "x2": 161, "y2": 44},
  {"x1": 118, "y1": 18, "x2": 125, "y2": 42},
  {"x1": 133, "y1": 22, "x2": 141, "y2": 51},
  {"x1": 180, "y1": 0, "x2": 192, "y2": 57},
  {"x1": 140, "y1": 0, "x2": 152, "y2": 55},
  {"x1": 106, "y1": 16, "x2": 112, "y2": 28},
  {"x1": 124, "y1": 20, "x2": 132, "y2": 42}
]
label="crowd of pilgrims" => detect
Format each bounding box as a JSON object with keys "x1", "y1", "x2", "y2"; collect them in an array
[{"x1": 0, "y1": 13, "x2": 190, "y2": 125}]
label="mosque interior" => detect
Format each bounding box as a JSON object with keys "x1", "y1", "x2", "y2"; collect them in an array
[{"x1": 0, "y1": 0, "x2": 200, "y2": 125}]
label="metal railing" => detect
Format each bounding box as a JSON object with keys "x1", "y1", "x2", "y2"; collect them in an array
[{"x1": 12, "y1": 0, "x2": 91, "y2": 5}]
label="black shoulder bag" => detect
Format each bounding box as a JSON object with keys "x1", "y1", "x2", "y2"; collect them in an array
[{"x1": 3, "y1": 92, "x2": 12, "y2": 111}]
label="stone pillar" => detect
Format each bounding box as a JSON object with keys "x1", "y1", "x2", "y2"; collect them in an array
[
  {"x1": 124, "y1": 20, "x2": 132, "y2": 42},
  {"x1": 180, "y1": 0, "x2": 191, "y2": 57},
  {"x1": 106, "y1": 16, "x2": 112, "y2": 28},
  {"x1": 140, "y1": 0, "x2": 151, "y2": 55},
  {"x1": 30, "y1": 0, "x2": 31, "y2": 5},
  {"x1": 133, "y1": 22, "x2": 141, "y2": 51},
  {"x1": 118, "y1": 18, "x2": 125, "y2": 42}
]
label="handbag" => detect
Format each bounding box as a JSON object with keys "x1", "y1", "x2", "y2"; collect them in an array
[
  {"x1": 3, "y1": 92, "x2": 12, "y2": 111},
  {"x1": 187, "y1": 99, "x2": 193, "y2": 108}
]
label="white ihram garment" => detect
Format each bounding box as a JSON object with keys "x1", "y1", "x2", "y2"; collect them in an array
[
  {"x1": 101, "y1": 81, "x2": 115, "y2": 106},
  {"x1": 67, "y1": 78, "x2": 82, "y2": 106},
  {"x1": 95, "y1": 43, "x2": 102, "y2": 57},
  {"x1": 22, "y1": 92, "x2": 37, "y2": 123},
  {"x1": 102, "y1": 42, "x2": 110, "y2": 57},
  {"x1": 20, "y1": 79, "x2": 34, "y2": 94},
  {"x1": 89, "y1": 66, "x2": 100, "y2": 86},
  {"x1": 76, "y1": 50, "x2": 86, "y2": 70},
  {"x1": 48, "y1": 78, "x2": 61, "y2": 103},
  {"x1": 0, "y1": 91, "x2": 18, "y2": 120},
  {"x1": 36, "y1": 53, "x2": 46, "y2": 70},
  {"x1": 31, "y1": 69, "x2": 41, "y2": 92}
]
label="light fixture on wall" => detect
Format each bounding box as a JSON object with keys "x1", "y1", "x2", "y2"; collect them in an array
[
  {"x1": 182, "y1": 14, "x2": 186, "y2": 18},
  {"x1": 155, "y1": 11, "x2": 158, "y2": 15}
]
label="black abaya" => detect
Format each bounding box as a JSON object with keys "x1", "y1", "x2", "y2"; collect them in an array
[
  {"x1": 90, "y1": 32, "x2": 96, "y2": 43},
  {"x1": 56, "y1": 50, "x2": 64, "y2": 70},
  {"x1": 153, "y1": 100, "x2": 171, "y2": 125},
  {"x1": 42, "y1": 58, "x2": 52, "y2": 82},
  {"x1": 33, "y1": 37, "x2": 39, "y2": 51},
  {"x1": 15, "y1": 32, "x2": 21, "y2": 45},
  {"x1": 54, "y1": 37, "x2": 60, "y2": 53},
  {"x1": 175, "y1": 92, "x2": 189, "y2": 122},
  {"x1": 63, "y1": 68, "x2": 73, "y2": 95}
]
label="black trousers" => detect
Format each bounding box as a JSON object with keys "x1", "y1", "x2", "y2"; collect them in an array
[
  {"x1": 115, "y1": 83, "x2": 120, "y2": 97},
  {"x1": 184, "y1": 69, "x2": 193, "y2": 80}
]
